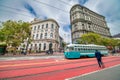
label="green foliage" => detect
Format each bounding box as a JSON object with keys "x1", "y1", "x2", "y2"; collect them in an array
[
  {"x1": 62, "y1": 42, "x2": 67, "y2": 48},
  {"x1": 77, "y1": 33, "x2": 120, "y2": 50},
  {"x1": 0, "y1": 20, "x2": 30, "y2": 48},
  {"x1": 79, "y1": 33, "x2": 101, "y2": 44},
  {"x1": 0, "y1": 42, "x2": 7, "y2": 47},
  {"x1": 0, "y1": 31, "x2": 5, "y2": 42}
]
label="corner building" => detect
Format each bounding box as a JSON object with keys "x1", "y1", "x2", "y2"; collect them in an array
[
  {"x1": 30, "y1": 18, "x2": 60, "y2": 52},
  {"x1": 70, "y1": 4, "x2": 111, "y2": 43}
]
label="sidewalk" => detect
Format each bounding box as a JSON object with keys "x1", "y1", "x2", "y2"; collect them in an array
[
  {"x1": 109, "y1": 53, "x2": 120, "y2": 56},
  {"x1": 67, "y1": 64, "x2": 120, "y2": 80},
  {"x1": 0, "y1": 52, "x2": 64, "y2": 61},
  {"x1": 0, "y1": 52, "x2": 64, "y2": 57},
  {"x1": 1, "y1": 52, "x2": 120, "y2": 57}
]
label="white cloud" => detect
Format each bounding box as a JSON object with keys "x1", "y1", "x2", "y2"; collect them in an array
[
  {"x1": 0, "y1": 0, "x2": 80, "y2": 43},
  {"x1": 0, "y1": 0, "x2": 120, "y2": 43},
  {"x1": 84, "y1": 0, "x2": 120, "y2": 35},
  {"x1": 26, "y1": 0, "x2": 79, "y2": 43}
]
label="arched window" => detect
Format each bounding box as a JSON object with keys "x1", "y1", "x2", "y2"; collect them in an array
[
  {"x1": 40, "y1": 33, "x2": 43, "y2": 39},
  {"x1": 34, "y1": 26, "x2": 36, "y2": 30},
  {"x1": 44, "y1": 43, "x2": 46, "y2": 50},
  {"x1": 45, "y1": 33, "x2": 47, "y2": 36},
  {"x1": 39, "y1": 43, "x2": 41, "y2": 51},
  {"x1": 50, "y1": 33, "x2": 53, "y2": 38},
  {"x1": 46, "y1": 24, "x2": 48, "y2": 28},
  {"x1": 38, "y1": 25, "x2": 40, "y2": 29},
  {"x1": 45, "y1": 33, "x2": 47, "y2": 39},
  {"x1": 42, "y1": 24, "x2": 44, "y2": 29},
  {"x1": 36, "y1": 34, "x2": 38, "y2": 39},
  {"x1": 34, "y1": 44, "x2": 37, "y2": 50},
  {"x1": 51, "y1": 24, "x2": 54, "y2": 29}
]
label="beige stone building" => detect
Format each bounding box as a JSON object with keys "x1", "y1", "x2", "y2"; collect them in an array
[
  {"x1": 70, "y1": 4, "x2": 111, "y2": 43},
  {"x1": 29, "y1": 18, "x2": 60, "y2": 52}
]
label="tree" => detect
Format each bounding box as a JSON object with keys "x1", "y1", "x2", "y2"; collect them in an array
[
  {"x1": 77, "y1": 32, "x2": 120, "y2": 51},
  {"x1": 0, "y1": 31, "x2": 5, "y2": 42},
  {"x1": 0, "y1": 20, "x2": 30, "y2": 53},
  {"x1": 62, "y1": 42, "x2": 67, "y2": 49},
  {"x1": 78, "y1": 33, "x2": 101, "y2": 45}
]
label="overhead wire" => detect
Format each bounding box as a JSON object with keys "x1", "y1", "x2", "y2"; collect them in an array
[
  {"x1": 58, "y1": 0, "x2": 73, "y2": 6},
  {"x1": 0, "y1": 8, "x2": 32, "y2": 18},
  {"x1": 0, "y1": 0, "x2": 75, "y2": 25},
  {"x1": 33, "y1": 0, "x2": 69, "y2": 13}
]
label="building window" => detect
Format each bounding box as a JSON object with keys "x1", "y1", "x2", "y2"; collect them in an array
[
  {"x1": 40, "y1": 33, "x2": 43, "y2": 39},
  {"x1": 38, "y1": 25, "x2": 40, "y2": 29},
  {"x1": 82, "y1": 24, "x2": 84, "y2": 26},
  {"x1": 44, "y1": 43, "x2": 46, "y2": 50},
  {"x1": 39, "y1": 43, "x2": 41, "y2": 51},
  {"x1": 34, "y1": 44, "x2": 37, "y2": 50},
  {"x1": 74, "y1": 24, "x2": 77, "y2": 30},
  {"x1": 46, "y1": 24, "x2": 48, "y2": 28},
  {"x1": 45, "y1": 33, "x2": 47, "y2": 38},
  {"x1": 33, "y1": 35, "x2": 35, "y2": 39},
  {"x1": 42, "y1": 24, "x2": 44, "y2": 29},
  {"x1": 36, "y1": 34, "x2": 38, "y2": 39},
  {"x1": 50, "y1": 33, "x2": 53, "y2": 38},
  {"x1": 34, "y1": 26, "x2": 36, "y2": 30},
  {"x1": 51, "y1": 24, "x2": 54, "y2": 29},
  {"x1": 82, "y1": 24, "x2": 85, "y2": 30}
]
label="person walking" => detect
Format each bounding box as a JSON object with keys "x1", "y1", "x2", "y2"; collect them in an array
[{"x1": 95, "y1": 50, "x2": 105, "y2": 68}]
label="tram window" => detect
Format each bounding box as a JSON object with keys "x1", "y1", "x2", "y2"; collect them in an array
[
  {"x1": 75, "y1": 48, "x2": 77, "y2": 51},
  {"x1": 78, "y1": 48, "x2": 81, "y2": 51},
  {"x1": 69, "y1": 47, "x2": 74, "y2": 51},
  {"x1": 65, "y1": 47, "x2": 69, "y2": 52}
]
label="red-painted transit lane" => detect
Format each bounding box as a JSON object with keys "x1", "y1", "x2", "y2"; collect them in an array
[
  {"x1": 0, "y1": 56, "x2": 120, "y2": 80},
  {"x1": 0, "y1": 56, "x2": 119, "y2": 71}
]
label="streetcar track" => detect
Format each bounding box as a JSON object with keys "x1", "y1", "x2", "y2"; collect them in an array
[
  {"x1": 0, "y1": 56, "x2": 118, "y2": 65},
  {"x1": 0, "y1": 57, "x2": 119, "y2": 72},
  {"x1": 1, "y1": 59, "x2": 120, "y2": 80}
]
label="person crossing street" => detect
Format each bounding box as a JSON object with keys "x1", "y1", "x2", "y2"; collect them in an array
[{"x1": 95, "y1": 50, "x2": 105, "y2": 68}]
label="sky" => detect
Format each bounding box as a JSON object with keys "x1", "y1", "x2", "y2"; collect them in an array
[{"x1": 0, "y1": 0, "x2": 120, "y2": 43}]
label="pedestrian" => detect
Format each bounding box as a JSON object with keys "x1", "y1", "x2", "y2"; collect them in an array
[{"x1": 95, "y1": 50, "x2": 105, "y2": 68}]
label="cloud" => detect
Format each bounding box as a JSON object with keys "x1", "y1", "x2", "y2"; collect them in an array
[
  {"x1": 78, "y1": 0, "x2": 88, "y2": 5},
  {"x1": 63, "y1": 24, "x2": 71, "y2": 32},
  {"x1": 0, "y1": 0, "x2": 34, "y2": 21},
  {"x1": 23, "y1": 2, "x2": 37, "y2": 17},
  {"x1": 108, "y1": 20, "x2": 120, "y2": 35},
  {"x1": 0, "y1": 0, "x2": 80, "y2": 43},
  {"x1": 0, "y1": 0, "x2": 120, "y2": 43},
  {"x1": 84, "y1": 0, "x2": 120, "y2": 35}
]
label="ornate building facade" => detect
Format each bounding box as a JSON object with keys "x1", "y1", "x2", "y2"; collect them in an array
[
  {"x1": 70, "y1": 4, "x2": 111, "y2": 43},
  {"x1": 29, "y1": 18, "x2": 60, "y2": 52}
]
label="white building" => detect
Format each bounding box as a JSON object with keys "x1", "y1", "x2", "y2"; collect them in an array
[
  {"x1": 70, "y1": 4, "x2": 111, "y2": 43},
  {"x1": 28, "y1": 18, "x2": 60, "y2": 52}
]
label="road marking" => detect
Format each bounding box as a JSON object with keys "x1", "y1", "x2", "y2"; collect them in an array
[{"x1": 65, "y1": 64, "x2": 120, "y2": 80}]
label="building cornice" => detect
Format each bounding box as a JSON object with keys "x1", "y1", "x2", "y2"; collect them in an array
[
  {"x1": 30, "y1": 18, "x2": 60, "y2": 28},
  {"x1": 70, "y1": 4, "x2": 105, "y2": 18}
]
